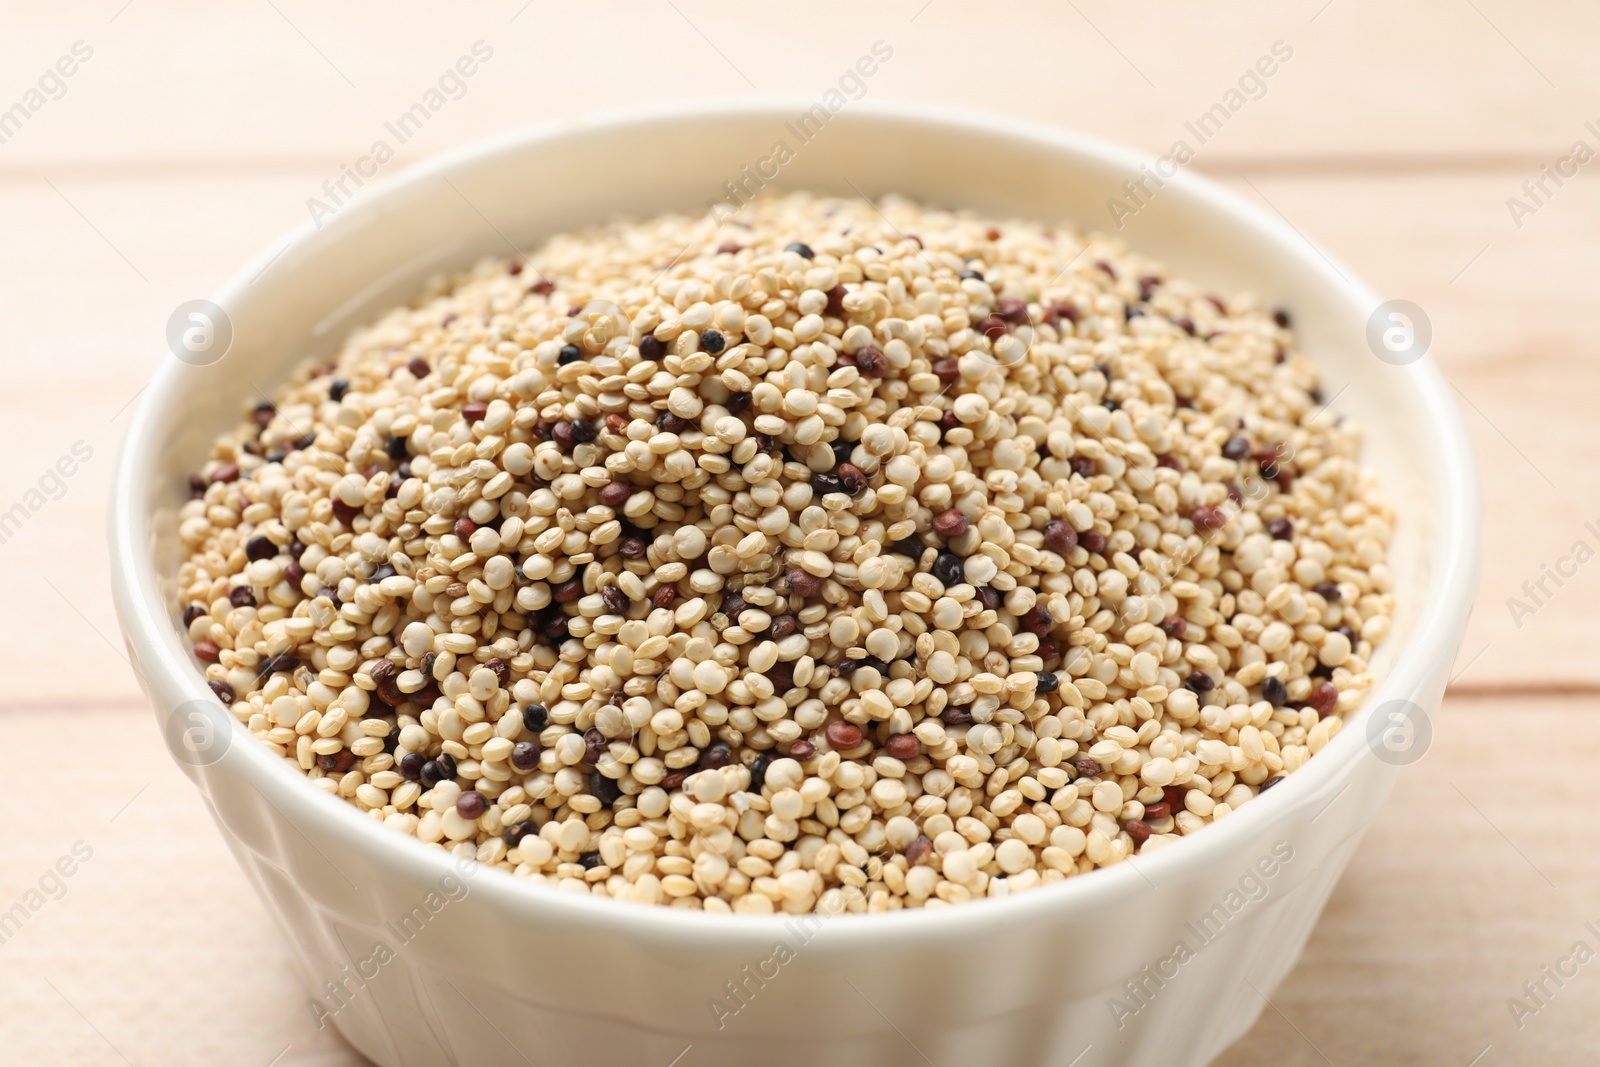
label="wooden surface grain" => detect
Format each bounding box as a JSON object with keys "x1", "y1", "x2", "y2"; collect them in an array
[{"x1": 1, "y1": 2, "x2": 1594, "y2": 1064}]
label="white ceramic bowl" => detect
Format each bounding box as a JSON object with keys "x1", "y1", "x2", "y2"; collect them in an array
[{"x1": 110, "y1": 99, "x2": 1479, "y2": 1067}]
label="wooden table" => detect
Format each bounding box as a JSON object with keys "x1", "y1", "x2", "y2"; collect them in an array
[{"x1": 3, "y1": 2, "x2": 1595, "y2": 1063}]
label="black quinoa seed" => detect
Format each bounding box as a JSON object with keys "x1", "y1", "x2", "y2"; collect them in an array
[
  {"x1": 699, "y1": 330, "x2": 725, "y2": 354},
  {"x1": 699, "y1": 741, "x2": 733, "y2": 770},
  {"x1": 638, "y1": 335, "x2": 664, "y2": 360},
  {"x1": 748, "y1": 753, "x2": 772, "y2": 790},
  {"x1": 328, "y1": 377, "x2": 350, "y2": 401},
  {"x1": 889, "y1": 536, "x2": 924, "y2": 560},
  {"x1": 579, "y1": 850, "x2": 604, "y2": 870},
  {"x1": 1262, "y1": 676, "x2": 1288, "y2": 706},
  {"x1": 419, "y1": 759, "x2": 449, "y2": 787},
  {"x1": 386, "y1": 434, "x2": 408, "y2": 460},
  {"x1": 523, "y1": 704, "x2": 549, "y2": 732},
  {"x1": 810, "y1": 472, "x2": 845, "y2": 497},
  {"x1": 931, "y1": 550, "x2": 963, "y2": 587},
  {"x1": 1186, "y1": 670, "x2": 1216, "y2": 693},
  {"x1": 229, "y1": 586, "x2": 256, "y2": 608},
  {"x1": 582, "y1": 728, "x2": 606, "y2": 765},
  {"x1": 784, "y1": 242, "x2": 815, "y2": 259},
  {"x1": 208, "y1": 679, "x2": 235, "y2": 704},
  {"x1": 245, "y1": 534, "x2": 277, "y2": 562},
  {"x1": 589, "y1": 771, "x2": 622, "y2": 806},
  {"x1": 1035, "y1": 672, "x2": 1059, "y2": 694},
  {"x1": 751, "y1": 658, "x2": 790, "y2": 692},
  {"x1": 942, "y1": 706, "x2": 973, "y2": 725},
  {"x1": 858, "y1": 655, "x2": 889, "y2": 676},
  {"x1": 558, "y1": 344, "x2": 584, "y2": 365}
]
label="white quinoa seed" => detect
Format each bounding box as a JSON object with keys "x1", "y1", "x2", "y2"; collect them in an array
[{"x1": 176, "y1": 192, "x2": 1393, "y2": 914}]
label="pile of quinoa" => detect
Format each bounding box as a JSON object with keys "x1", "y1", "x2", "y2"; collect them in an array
[{"x1": 177, "y1": 192, "x2": 1394, "y2": 915}]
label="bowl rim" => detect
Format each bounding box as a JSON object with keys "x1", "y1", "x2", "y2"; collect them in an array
[{"x1": 110, "y1": 95, "x2": 1481, "y2": 951}]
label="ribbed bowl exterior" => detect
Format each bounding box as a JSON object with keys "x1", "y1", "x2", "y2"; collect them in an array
[{"x1": 112, "y1": 100, "x2": 1479, "y2": 1067}]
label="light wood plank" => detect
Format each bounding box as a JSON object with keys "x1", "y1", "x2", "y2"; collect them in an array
[{"x1": 1, "y1": 0, "x2": 1596, "y2": 177}]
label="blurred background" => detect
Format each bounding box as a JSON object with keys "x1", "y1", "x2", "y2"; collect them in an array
[{"x1": 2, "y1": 2, "x2": 1596, "y2": 1063}]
